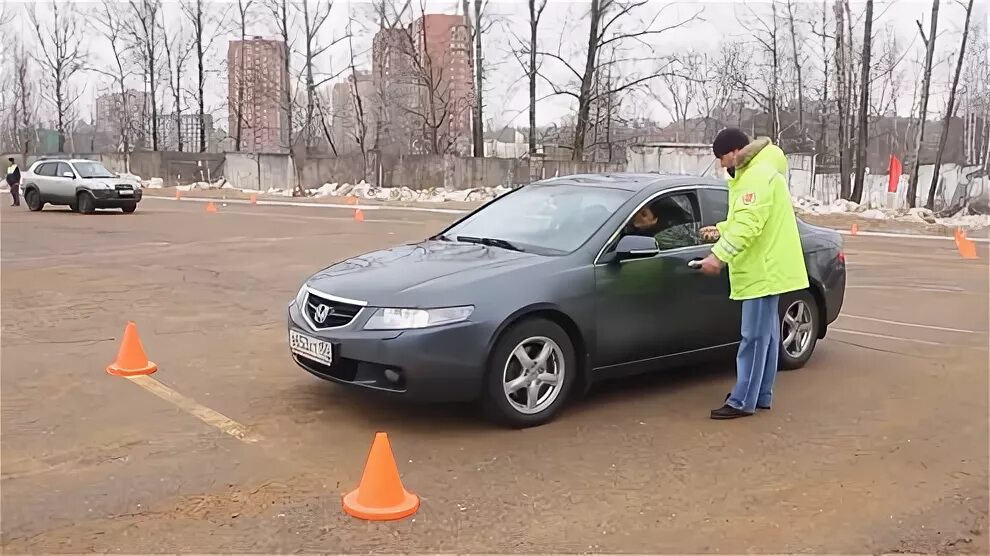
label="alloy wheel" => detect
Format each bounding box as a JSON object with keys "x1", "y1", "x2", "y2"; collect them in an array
[
  {"x1": 502, "y1": 336, "x2": 565, "y2": 415},
  {"x1": 781, "y1": 300, "x2": 814, "y2": 358}
]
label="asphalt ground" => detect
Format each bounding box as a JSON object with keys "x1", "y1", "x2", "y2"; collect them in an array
[{"x1": 1, "y1": 197, "x2": 987, "y2": 553}]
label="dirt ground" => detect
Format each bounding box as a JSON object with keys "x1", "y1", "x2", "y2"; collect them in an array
[{"x1": 1, "y1": 197, "x2": 987, "y2": 554}]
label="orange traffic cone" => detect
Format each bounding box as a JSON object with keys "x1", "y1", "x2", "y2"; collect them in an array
[
  {"x1": 343, "y1": 432, "x2": 419, "y2": 521},
  {"x1": 249, "y1": 193, "x2": 257, "y2": 205},
  {"x1": 175, "y1": 189, "x2": 182, "y2": 200},
  {"x1": 957, "y1": 229, "x2": 978, "y2": 260},
  {"x1": 850, "y1": 223, "x2": 859, "y2": 236},
  {"x1": 107, "y1": 322, "x2": 158, "y2": 377},
  {"x1": 354, "y1": 208, "x2": 365, "y2": 222},
  {"x1": 206, "y1": 201, "x2": 218, "y2": 213}
]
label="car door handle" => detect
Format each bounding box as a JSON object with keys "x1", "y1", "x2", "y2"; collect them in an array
[{"x1": 687, "y1": 258, "x2": 703, "y2": 269}]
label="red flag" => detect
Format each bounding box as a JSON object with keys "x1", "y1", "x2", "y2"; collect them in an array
[{"x1": 888, "y1": 155, "x2": 902, "y2": 193}]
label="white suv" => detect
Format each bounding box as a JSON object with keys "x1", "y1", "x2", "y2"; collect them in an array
[{"x1": 21, "y1": 159, "x2": 143, "y2": 214}]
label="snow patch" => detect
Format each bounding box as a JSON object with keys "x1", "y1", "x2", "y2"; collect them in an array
[
  {"x1": 301, "y1": 180, "x2": 512, "y2": 204},
  {"x1": 793, "y1": 195, "x2": 989, "y2": 229}
]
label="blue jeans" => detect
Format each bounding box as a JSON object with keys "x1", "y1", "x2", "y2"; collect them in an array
[{"x1": 726, "y1": 295, "x2": 780, "y2": 413}]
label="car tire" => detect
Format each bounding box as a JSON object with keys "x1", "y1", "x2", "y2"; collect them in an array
[
  {"x1": 121, "y1": 203, "x2": 137, "y2": 214},
  {"x1": 76, "y1": 192, "x2": 95, "y2": 214},
  {"x1": 24, "y1": 188, "x2": 44, "y2": 212},
  {"x1": 482, "y1": 318, "x2": 576, "y2": 428},
  {"x1": 778, "y1": 290, "x2": 819, "y2": 370}
]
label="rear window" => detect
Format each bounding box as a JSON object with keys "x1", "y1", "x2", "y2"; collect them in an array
[{"x1": 34, "y1": 163, "x2": 57, "y2": 177}]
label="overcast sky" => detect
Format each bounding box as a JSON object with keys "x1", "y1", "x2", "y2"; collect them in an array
[{"x1": 1, "y1": 0, "x2": 984, "y2": 132}]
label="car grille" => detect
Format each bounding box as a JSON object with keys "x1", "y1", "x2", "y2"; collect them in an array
[
  {"x1": 115, "y1": 184, "x2": 134, "y2": 191},
  {"x1": 304, "y1": 291, "x2": 362, "y2": 329}
]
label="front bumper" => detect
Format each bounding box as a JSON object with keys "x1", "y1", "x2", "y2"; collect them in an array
[
  {"x1": 91, "y1": 188, "x2": 143, "y2": 206},
  {"x1": 287, "y1": 302, "x2": 489, "y2": 402}
]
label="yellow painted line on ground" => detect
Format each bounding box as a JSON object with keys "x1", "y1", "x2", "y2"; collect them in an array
[{"x1": 127, "y1": 375, "x2": 262, "y2": 443}]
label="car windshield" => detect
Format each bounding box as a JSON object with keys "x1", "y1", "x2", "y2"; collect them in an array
[
  {"x1": 73, "y1": 161, "x2": 116, "y2": 179},
  {"x1": 439, "y1": 183, "x2": 632, "y2": 255}
]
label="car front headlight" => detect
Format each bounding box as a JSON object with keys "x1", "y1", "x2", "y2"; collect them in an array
[
  {"x1": 294, "y1": 284, "x2": 308, "y2": 308},
  {"x1": 363, "y1": 306, "x2": 474, "y2": 330}
]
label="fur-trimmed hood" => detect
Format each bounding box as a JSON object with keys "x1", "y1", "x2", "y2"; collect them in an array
[{"x1": 734, "y1": 137, "x2": 787, "y2": 179}]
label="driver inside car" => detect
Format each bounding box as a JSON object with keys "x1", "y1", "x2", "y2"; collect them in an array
[{"x1": 626, "y1": 205, "x2": 719, "y2": 250}]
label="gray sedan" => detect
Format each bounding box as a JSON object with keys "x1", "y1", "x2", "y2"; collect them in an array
[{"x1": 287, "y1": 174, "x2": 846, "y2": 428}]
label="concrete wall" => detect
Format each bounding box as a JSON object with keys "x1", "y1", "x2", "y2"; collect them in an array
[
  {"x1": 223, "y1": 152, "x2": 623, "y2": 191},
  {"x1": 2, "y1": 151, "x2": 224, "y2": 186},
  {"x1": 623, "y1": 145, "x2": 989, "y2": 212},
  {"x1": 796, "y1": 164, "x2": 989, "y2": 211},
  {"x1": 225, "y1": 152, "x2": 294, "y2": 191},
  {"x1": 626, "y1": 144, "x2": 720, "y2": 176}
]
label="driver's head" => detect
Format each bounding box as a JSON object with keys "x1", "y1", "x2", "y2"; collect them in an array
[{"x1": 632, "y1": 206, "x2": 658, "y2": 230}]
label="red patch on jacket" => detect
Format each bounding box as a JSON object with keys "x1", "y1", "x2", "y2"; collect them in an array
[{"x1": 742, "y1": 192, "x2": 756, "y2": 205}]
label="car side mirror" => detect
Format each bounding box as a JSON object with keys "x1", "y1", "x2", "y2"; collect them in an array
[
  {"x1": 62, "y1": 171, "x2": 75, "y2": 178},
  {"x1": 614, "y1": 235, "x2": 660, "y2": 262}
]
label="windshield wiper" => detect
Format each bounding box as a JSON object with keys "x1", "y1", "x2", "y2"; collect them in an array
[{"x1": 455, "y1": 235, "x2": 524, "y2": 252}]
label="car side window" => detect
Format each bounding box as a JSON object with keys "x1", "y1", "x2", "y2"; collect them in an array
[
  {"x1": 612, "y1": 191, "x2": 702, "y2": 253},
  {"x1": 56, "y1": 162, "x2": 74, "y2": 178},
  {"x1": 36, "y1": 163, "x2": 56, "y2": 177},
  {"x1": 699, "y1": 188, "x2": 729, "y2": 227}
]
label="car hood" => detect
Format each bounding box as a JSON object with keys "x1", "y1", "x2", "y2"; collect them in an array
[{"x1": 306, "y1": 240, "x2": 545, "y2": 306}]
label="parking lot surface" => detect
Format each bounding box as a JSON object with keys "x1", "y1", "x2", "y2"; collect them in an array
[{"x1": 2, "y1": 198, "x2": 987, "y2": 553}]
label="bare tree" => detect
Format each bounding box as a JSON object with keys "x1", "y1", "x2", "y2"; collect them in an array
[
  {"x1": 851, "y1": 0, "x2": 874, "y2": 204},
  {"x1": 4, "y1": 39, "x2": 35, "y2": 155},
  {"x1": 906, "y1": 0, "x2": 940, "y2": 208},
  {"x1": 785, "y1": 0, "x2": 806, "y2": 137},
  {"x1": 266, "y1": 0, "x2": 303, "y2": 195},
  {"x1": 296, "y1": 0, "x2": 348, "y2": 153},
  {"x1": 833, "y1": 0, "x2": 855, "y2": 199},
  {"x1": 29, "y1": 1, "x2": 87, "y2": 153},
  {"x1": 388, "y1": 0, "x2": 469, "y2": 155},
  {"x1": 344, "y1": 18, "x2": 372, "y2": 179},
  {"x1": 653, "y1": 51, "x2": 702, "y2": 139},
  {"x1": 734, "y1": 3, "x2": 786, "y2": 142},
  {"x1": 127, "y1": 0, "x2": 164, "y2": 151},
  {"x1": 807, "y1": 0, "x2": 834, "y2": 163},
  {"x1": 959, "y1": 19, "x2": 988, "y2": 167},
  {"x1": 370, "y1": 0, "x2": 411, "y2": 157},
  {"x1": 163, "y1": 26, "x2": 194, "y2": 151},
  {"x1": 94, "y1": 1, "x2": 138, "y2": 165},
  {"x1": 461, "y1": 0, "x2": 488, "y2": 157},
  {"x1": 926, "y1": 0, "x2": 976, "y2": 209},
  {"x1": 232, "y1": 0, "x2": 254, "y2": 151},
  {"x1": 526, "y1": 0, "x2": 548, "y2": 155},
  {"x1": 540, "y1": 0, "x2": 701, "y2": 160},
  {"x1": 508, "y1": 0, "x2": 548, "y2": 155},
  {"x1": 182, "y1": 0, "x2": 229, "y2": 152}
]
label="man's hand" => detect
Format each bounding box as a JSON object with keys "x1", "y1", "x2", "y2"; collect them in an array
[
  {"x1": 699, "y1": 253, "x2": 724, "y2": 276},
  {"x1": 699, "y1": 226, "x2": 720, "y2": 243}
]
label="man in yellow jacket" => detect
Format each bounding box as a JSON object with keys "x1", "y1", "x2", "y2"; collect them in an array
[{"x1": 699, "y1": 128, "x2": 809, "y2": 420}]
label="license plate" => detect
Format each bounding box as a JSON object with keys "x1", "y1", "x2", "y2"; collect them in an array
[
  {"x1": 118, "y1": 189, "x2": 134, "y2": 195},
  {"x1": 289, "y1": 330, "x2": 333, "y2": 366}
]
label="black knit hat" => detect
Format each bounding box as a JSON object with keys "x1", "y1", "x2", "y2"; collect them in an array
[{"x1": 712, "y1": 128, "x2": 750, "y2": 158}]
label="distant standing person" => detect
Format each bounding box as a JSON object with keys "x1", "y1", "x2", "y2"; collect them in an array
[
  {"x1": 697, "y1": 128, "x2": 808, "y2": 420},
  {"x1": 6, "y1": 157, "x2": 21, "y2": 207}
]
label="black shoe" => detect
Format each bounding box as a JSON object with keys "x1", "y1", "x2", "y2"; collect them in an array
[
  {"x1": 725, "y1": 392, "x2": 770, "y2": 410},
  {"x1": 710, "y1": 404, "x2": 754, "y2": 420}
]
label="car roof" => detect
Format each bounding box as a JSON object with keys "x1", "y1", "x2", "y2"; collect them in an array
[
  {"x1": 534, "y1": 172, "x2": 726, "y2": 192},
  {"x1": 32, "y1": 158, "x2": 97, "y2": 164}
]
